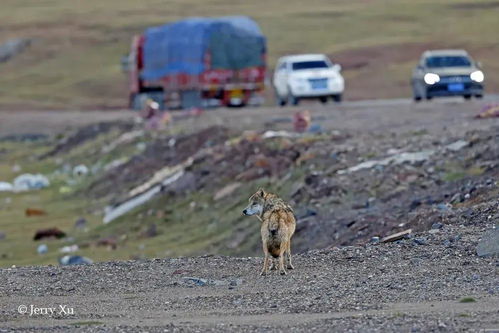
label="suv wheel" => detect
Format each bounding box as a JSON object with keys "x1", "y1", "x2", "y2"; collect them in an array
[
  {"x1": 287, "y1": 91, "x2": 299, "y2": 106},
  {"x1": 319, "y1": 96, "x2": 328, "y2": 104},
  {"x1": 332, "y1": 94, "x2": 342, "y2": 103}
]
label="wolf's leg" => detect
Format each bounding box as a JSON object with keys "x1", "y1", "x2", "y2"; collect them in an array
[
  {"x1": 287, "y1": 241, "x2": 294, "y2": 270},
  {"x1": 278, "y1": 251, "x2": 287, "y2": 275},
  {"x1": 270, "y1": 258, "x2": 277, "y2": 270},
  {"x1": 261, "y1": 247, "x2": 270, "y2": 276}
]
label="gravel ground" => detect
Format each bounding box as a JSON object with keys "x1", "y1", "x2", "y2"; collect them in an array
[
  {"x1": 1, "y1": 221, "x2": 497, "y2": 332},
  {"x1": 1, "y1": 98, "x2": 498, "y2": 331}
]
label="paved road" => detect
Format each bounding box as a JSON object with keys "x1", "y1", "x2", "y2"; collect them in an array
[{"x1": 1, "y1": 96, "x2": 498, "y2": 137}]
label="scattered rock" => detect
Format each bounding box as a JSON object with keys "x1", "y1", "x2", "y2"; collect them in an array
[
  {"x1": 74, "y1": 217, "x2": 87, "y2": 229},
  {"x1": 413, "y1": 238, "x2": 427, "y2": 245},
  {"x1": 431, "y1": 223, "x2": 443, "y2": 230},
  {"x1": 0, "y1": 38, "x2": 31, "y2": 63},
  {"x1": 476, "y1": 227, "x2": 499, "y2": 257}
]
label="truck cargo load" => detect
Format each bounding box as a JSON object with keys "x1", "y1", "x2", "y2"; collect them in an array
[{"x1": 124, "y1": 16, "x2": 267, "y2": 109}]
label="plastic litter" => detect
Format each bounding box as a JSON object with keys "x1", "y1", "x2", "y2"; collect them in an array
[
  {"x1": 13, "y1": 173, "x2": 50, "y2": 191},
  {"x1": 0, "y1": 182, "x2": 13, "y2": 192},
  {"x1": 59, "y1": 255, "x2": 93, "y2": 266},
  {"x1": 37, "y1": 244, "x2": 48, "y2": 255},
  {"x1": 73, "y1": 164, "x2": 89, "y2": 177}
]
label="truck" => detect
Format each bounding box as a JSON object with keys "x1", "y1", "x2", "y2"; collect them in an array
[{"x1": 123, "y1": 16, "x2": 267, "y2": 110}]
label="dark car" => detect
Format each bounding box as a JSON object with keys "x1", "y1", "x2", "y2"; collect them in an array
[{"x1": 411, "y1": 49, "x2": 484, "y2": 101}]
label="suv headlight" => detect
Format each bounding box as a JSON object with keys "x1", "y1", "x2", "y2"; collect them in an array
[
  {"x1": 424, "y1": 73, "x2": 440, "y2": 85},
  {"x1": 470, "y1": 70, "x2": 484, "y2": 83}
]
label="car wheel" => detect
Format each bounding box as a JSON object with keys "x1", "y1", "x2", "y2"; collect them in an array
[
  {"x1": 475, "y1": 94, "x2": 483, "y2": 99},
  {"x1": 319, "y1": 96, "x2": 328, "y2": 104},
  {"x1": 414, "y1": 95, "x2": 422, "y2": 102},
  {"x1": 332, "y1": 94, "x2": 342, "y2": 103},
  {"x1": 463, "y1": 94, "x2": 472, "y2": 100}
]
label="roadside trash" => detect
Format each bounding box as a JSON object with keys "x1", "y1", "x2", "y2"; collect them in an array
[
  {"x1": 59, "y1": 244, "x2": 79, "y2": 253},
  {"x1": 294, "y1": 110, "x2": 311, "y2": 132},
  {"x1": 338, "y1": 151, "x2": 433, "y2": 174},
  {"x1": 445, "y1": 140, "x2": 468, "y2": 152},
  {"x1": 74, "y1": 217, "x2": 87, "y2": 229},
  {"x1": 59, "y1": 186, "x2": 71, "y2": 194},
  {"x1": 475, "y1": 104, "x2": 499, "y2": 119},
  {"x1": 381, "y1": 229, "x2": 412, "y2": 243},
  {"x1": 0, "y1": 182, "x2": 13, "y2": 192},
  {"x1": 33, "y1": 228, "x2": 66, "y2": 240},
  {"x1": 476, "y1": 227, "x2": 499, "y2": 257},
  {"x1": 73, "y1": 164, "x2": 89, "y2": 177},
  {"x1": 12, "y1": 164, "x2": 21, "y2": 173},
  {"x1": 0, "y1": 232, "x2": 5, "y2": 240},
  {"x1": 59, "y1": 255, "x2": 93, "y2": 266},
  {"x1": 262, "y1": 130, "x2": 297, "y2": 139},
  {"x1": 37, "y1": 244, "x2": 48, "y2": 255},
  {"x1": 214, "y1": 182, "x2": 242, "y2": 201},
  {"x1": 308, "y1": 123, "x2": 323, "y2": 134},
  {"x1": 13, "y1": 173, "x2": 50, "y2": 191},
  {"x1": 25, "y1": 208, "x2": 47, "y2": 217},
  {"x1": 182, "y1": 277, "x2": 208, "y2": 286},
  {"x1": 96, "y1": 237, "x2": 117, "y2": 249}
]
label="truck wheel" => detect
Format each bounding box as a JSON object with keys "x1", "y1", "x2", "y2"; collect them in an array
[{"x1": 332, "y1": 94, "x2": 342, "y2": 103}]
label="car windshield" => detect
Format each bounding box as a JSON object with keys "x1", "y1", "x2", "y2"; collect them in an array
[
  {"x1": 426, "y1": 56, "x2": 472, "y2": 68},
  {"x1": 292, "y1": 60, "x2": 329, "y2": 70}
]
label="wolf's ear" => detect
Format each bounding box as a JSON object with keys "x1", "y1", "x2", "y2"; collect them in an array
[{"x1": 257, "y1": 188, "x2": 265, "y2": 196}]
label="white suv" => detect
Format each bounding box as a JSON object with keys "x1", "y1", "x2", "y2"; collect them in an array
[{"x1": 273, "y1": 54, "x2": 345, "y2": 106}]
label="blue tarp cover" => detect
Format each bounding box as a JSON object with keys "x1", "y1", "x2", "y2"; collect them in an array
[{"x1": 141, "y1": 16, "x2": 265, "y2": 80}]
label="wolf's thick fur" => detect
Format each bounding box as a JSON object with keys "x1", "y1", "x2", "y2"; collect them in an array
[{"x1": 243, "y1": 189, "x2": 296, "y2": 275}]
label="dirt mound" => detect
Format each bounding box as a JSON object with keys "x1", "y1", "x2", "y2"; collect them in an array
[{"x1": 87, "y1": 125, "x2": 232, "y2": 199}]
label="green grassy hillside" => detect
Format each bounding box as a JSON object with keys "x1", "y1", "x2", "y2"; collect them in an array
[{"x1": 1, "y1": 0, "x2": 498, "y2": 109}]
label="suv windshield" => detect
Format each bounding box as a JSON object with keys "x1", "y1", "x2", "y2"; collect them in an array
[
  {"x1": 426, "y1": 56, "x2": 472, "y2": 68},
  {"x1": 292, "y1": 60, "x2": 329, "y2": 71}
]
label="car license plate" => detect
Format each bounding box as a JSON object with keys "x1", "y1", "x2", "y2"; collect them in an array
[
  {"x1": 448, "y1": 83, "x2": 464, "y2": 92},
  {"x1": 310, "y1": 79, "x2": 327, "y2": 90}
]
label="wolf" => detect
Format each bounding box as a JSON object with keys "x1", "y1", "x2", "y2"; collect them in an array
[{"x1": 243, "y1": 188, "x2": 296, "y2": 275}]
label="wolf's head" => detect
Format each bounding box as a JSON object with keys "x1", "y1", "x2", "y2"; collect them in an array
[{"x1": 242, "y1": 188, "x2": 267, "y2": 216}]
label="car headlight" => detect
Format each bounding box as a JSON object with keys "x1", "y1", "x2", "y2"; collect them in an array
[
  {"x1": 470, "y1": 70, "x2": 484, "y2": 83},
  {"x1": 424, "y1": 73, "x2": 440, "y2": 85}
]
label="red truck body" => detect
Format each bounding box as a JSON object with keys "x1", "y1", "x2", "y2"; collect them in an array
[{"x1": 127, "y1": 29, "x2": 266, "y2": 110}]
